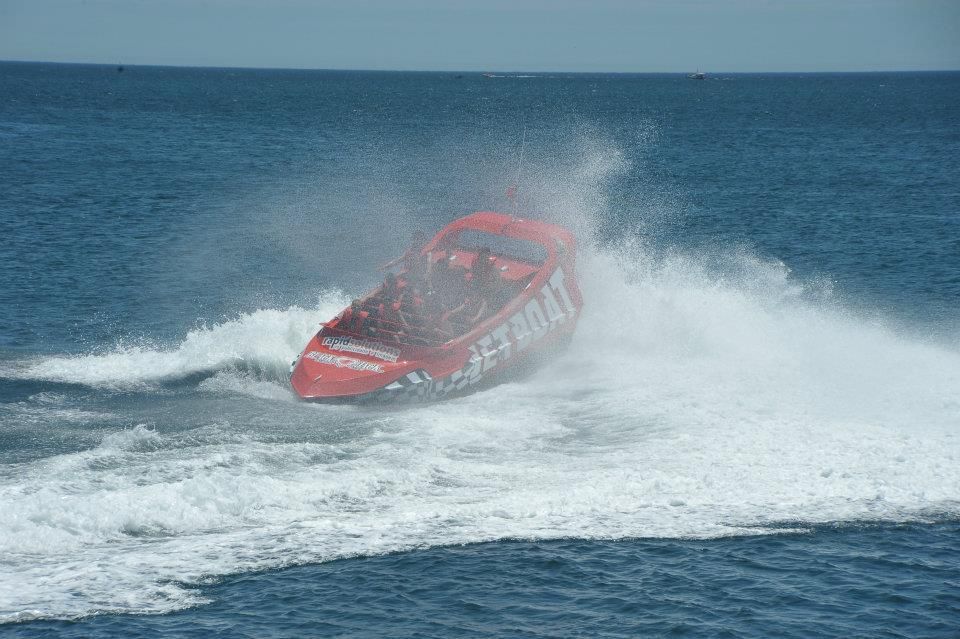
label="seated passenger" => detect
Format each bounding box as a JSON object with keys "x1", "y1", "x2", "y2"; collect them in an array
[
  {"x1": 468, "y1": 247, "x2": 494, "y2": 285},
  {"x1": 468, "y1": 247, "x2": 503, "y2": 308},
  {"x1": 381, "y1": 231, "x2": 430, "y2": 284},
  {"x1": 400, "y1": 286, "x2": 443, "y2": 343},
  {"x1": 426, "y1": 255, "x2": 466, "y2": 310},
  {"x1": 376, "y1": 298, "x2": 407, "y2": 336},
  {"x1": 470, "y1": 247, "x2": 494, "y2": 280},
  {"x1": 381, "y1": 271, "x2": 405, "y2": 303},
  {"x1": 443, "y1": 296, "x2": 488, "y2": 331},
  {"x1": 333, "y1": 299, "x2": 368, "y2": 334},
  {"x1": 398, "y1": 286, "x2": 427, "y2": 331}
]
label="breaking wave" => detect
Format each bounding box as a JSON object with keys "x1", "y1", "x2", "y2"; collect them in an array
[{"x1": 1, "y1": 298, "x2": 348, "y2": 391}]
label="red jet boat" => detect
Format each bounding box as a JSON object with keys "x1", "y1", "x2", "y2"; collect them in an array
[{"x1": 290, "y1": 212, "x2": 582, "y2": 404}]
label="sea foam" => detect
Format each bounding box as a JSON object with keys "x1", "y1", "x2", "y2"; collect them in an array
[
  {"x1": 2, "y1": 135, "x2": 959, "y2": 622},
  {"x1": 1, "y1": 241, "x2": 958, "y2": 622},
  {"x1": 2, "y1": 298, "x2": 347, "y2": 390}
]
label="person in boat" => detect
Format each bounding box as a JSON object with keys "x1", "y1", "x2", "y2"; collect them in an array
[
  {"x1": 468, "y1": 247, "x2": 504, "y2": 308},
  {"x1": 397, "y1": 285, "x2": 426, "y2": 329},
  {"x1": 405, "y1": 286, "x2": 440, "y2": 345},
  {"x1": 379, "y1": 271, "x2": 405, "y2": 307},
  {"x1": 469, "y1": 247, "x2": 495, "y2": 286},
  {"x1": 382, "y1": 231, "x2": 432, "y2": 286},
  {"x1": 334, "y1": 299, "x2": 368, "y2": 334},
  {"x1": 442, "y1": 295, "x2": 488, "y2": 333},
  {"x1": 381, "y1": 231, "x2": 427, "y2": 270},
  {"x1": 408, "y1": 253, "x2": 433, "y2": 289},
  {"x1": 374, "y1": 295, "x2": 407, "y2": 338},
  {"x1": 425, "y1": 254, "x2": 465, "y2": 311},
  {"x1": 378, "y1": 271, "x2": 413, "y2": 330}
]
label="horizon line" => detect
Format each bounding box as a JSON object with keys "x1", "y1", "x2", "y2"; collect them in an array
[{"x1": 2, "y1": 58, "x2": 959, "y2": 75}]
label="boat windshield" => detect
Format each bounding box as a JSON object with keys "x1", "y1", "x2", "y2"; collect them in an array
[{"x1": 453, "y1": 230, "x2": 548, "y2": 266}]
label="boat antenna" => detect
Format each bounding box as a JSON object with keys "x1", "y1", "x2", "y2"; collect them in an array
[{"x1": 507, "y1": 124, "x2": 527, "y2": 215}]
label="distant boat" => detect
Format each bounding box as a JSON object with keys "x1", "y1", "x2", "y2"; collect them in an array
[
  {"x1": 117, "y1": 65, "x2": 124, "y2": 73},
  {"x1": 482, "y1": 72, "x2": 497, "y2": 78},
  {"x1": 688, "y1": 69, "x2": 705, "y2": 80}
]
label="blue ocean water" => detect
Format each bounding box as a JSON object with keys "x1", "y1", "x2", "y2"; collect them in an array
[{"x1": 1, "y1": 62, "x2": 959, "y2": 636}]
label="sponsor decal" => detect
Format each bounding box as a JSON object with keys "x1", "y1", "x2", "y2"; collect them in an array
[
  {"x1": 427, "y1": 267, "x2": 577, "y2": 398},
  {"x1": 321, "y1": 336, "x2": 401, "y2": 363},
  {"x1": 305, "y1": 351, "x2": 384, "y2": 373}
]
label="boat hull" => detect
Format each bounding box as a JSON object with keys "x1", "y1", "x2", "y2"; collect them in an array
[
  {"x1": 292, "y1": 315, "x2": 577, "y2": 405},
  {"x1": 290, "y1": 213, "x2": 583, "y2": 404}
]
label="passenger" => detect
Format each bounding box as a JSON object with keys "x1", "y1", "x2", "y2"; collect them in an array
[
  {"x1": 381, "y1": 271, "x2": 405, "y2": 303},
  {"x1": 468, "y1": 247, "x2": 493, "y2": 286},
  {"x1": 376, "y1": 298, "x2": 407, "y2": 336},
  {"x1": 426, "y1": 255, "x2": 465, "y2": 310},
  {"x1": 381, "y1": 231, "x2": 426, "y2": 267},
  {"x1": 443, "y1": 295, "x2": 488, "y2": 331},
  {"x1": 334, "y1": 299, "x2": 368, "y2": 334},
  {"x1": 402, "y1": 285, "x2": 425, "y2": 314},
  {"x1": 469, "y1": 247, "x2": 503, "y2": 307},
  {"x1": 381, "y1": 230, "x2": 430, "y2": 285},
  {"x1": 397, "y1": 286, "x2": 426, "y2": 332},
  {"x1": 404, "y1": 251, "x2": 432, "y2": 288},
  {"x1": 472, "y1": 247, "x2": 492, "y2": 276}
]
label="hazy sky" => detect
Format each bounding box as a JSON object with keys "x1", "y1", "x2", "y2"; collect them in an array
[{"x1": 1, "y1": 0, "x2": 958, "y2": 72}]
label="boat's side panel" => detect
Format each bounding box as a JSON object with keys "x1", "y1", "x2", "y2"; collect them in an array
[
  {"x1": 358, "y1": 263, "x2": 582, "y2": 405},
  {"x1": 358, "y1": 330, "x2": 575, "y2": 405}
]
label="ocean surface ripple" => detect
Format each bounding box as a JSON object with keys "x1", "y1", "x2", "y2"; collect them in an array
[{"x1": 1, "y1": 63, "x2": 958, "y2": 636}]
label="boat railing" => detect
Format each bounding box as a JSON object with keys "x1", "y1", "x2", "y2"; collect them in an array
[
  {"x1": 336, "y1": 295, "x2": 492, "y2": 347},
  {"x1": 332, "y1": 303, "x2": 458, "y2": 347}
]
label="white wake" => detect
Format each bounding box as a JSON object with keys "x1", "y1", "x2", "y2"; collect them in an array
[{"x1": 1, "y1": 244, "x2": 958, "y2": 622}]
